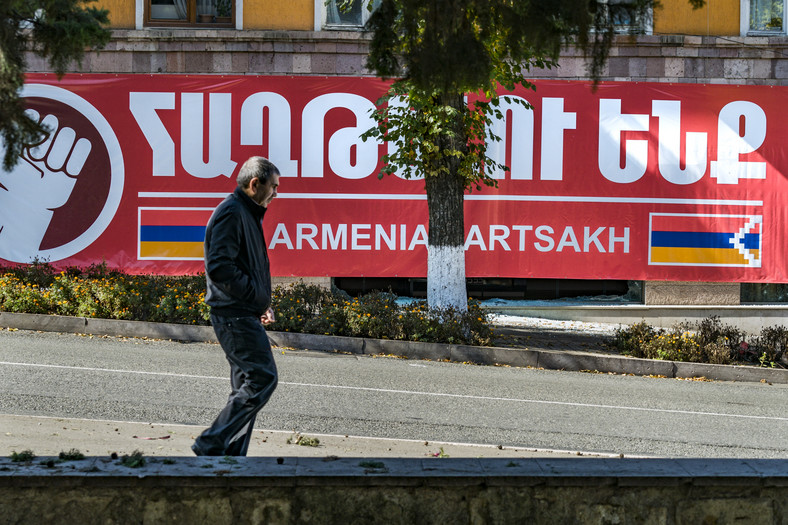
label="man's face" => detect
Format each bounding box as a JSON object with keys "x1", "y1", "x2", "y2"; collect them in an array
[{"x1": 250, "y1": 172, "x2": 280, "y2": 208}]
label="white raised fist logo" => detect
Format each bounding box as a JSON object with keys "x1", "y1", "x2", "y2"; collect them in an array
[
  {"x1": 0, "y1": 110, "x2": 93, "y2": 261},
  {"x1": 0, "y1": 83, "x2": 124, "y2": 264}
]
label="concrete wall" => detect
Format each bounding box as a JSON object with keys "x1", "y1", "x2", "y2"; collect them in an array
[
  {"x1": 645, "y1": 281, "x2": 742, "y2": 305},
  {"x1": 24, "y1": 29, "x2": 373, "y2": 76},
  {"x1": 489, "y1": 303, "x2": 788, "y2": 335},
  {"x1": 1, "y1": 457, "x2": 787, "y2": 524},
  {"x1": 272, "y1": 276, "x2": 332, "y2": 290}
]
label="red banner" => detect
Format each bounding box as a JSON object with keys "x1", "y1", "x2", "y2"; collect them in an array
[{"x1": 1, "y1": 74, "x2": 786, "y2": 282}]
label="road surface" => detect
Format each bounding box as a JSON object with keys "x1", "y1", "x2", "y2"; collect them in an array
[{"x1": 1, "y1": 328, "x2": 786, "y2": 458}]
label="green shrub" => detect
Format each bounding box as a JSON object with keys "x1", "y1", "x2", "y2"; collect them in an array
[
  {"x1": 1, "y1": 262, "x2": 493, "y2": 346},
  {"x1": 10, "y1": 450, "x2": 35, "y2": 462},
  {"x1": 609, "y1": 321, "x2": 661, "y2": 357},
  {"x1": 271, "y1": 280, "x2": 340, "y2": 333},
  {"x1": 754, "y1": 326, "x2": 788, "y2": 367},
  {"x1": 689, "y1": 316, "x2": 743, "y2": 356},
  {"x1": 0, "y1": 263, "x2": 209, "y2": 325},
  {"x1": 704, "y1": 339, "x2": 734, "y2": 365},
  {"x1": 58, "y1": 449, "x2": 85, "y2": 461},
  {"x1": 344, "y1": 291, "x2": 401, "y2": 339},
  {"x1": 302, "y1": 300, "x2": 349, "y2": 336},
  {"x1": 640, "y1": 328, "x2": 706, "y2": 363},
  {"x1": 273, "y1": 283, "x2": 492, "y2": 346},
  {"x1": 608, "y1": 316, "x2": 788, "y2": 367}
]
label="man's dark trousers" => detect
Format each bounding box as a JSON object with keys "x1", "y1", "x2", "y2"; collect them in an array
[{"x1": 193, "y1": 314, "x2": 278, "y2": 456}]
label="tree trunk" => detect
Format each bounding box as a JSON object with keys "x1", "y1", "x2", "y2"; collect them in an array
[{"x1": 425, "y1": 93, "x2": 467, "y2": 311}]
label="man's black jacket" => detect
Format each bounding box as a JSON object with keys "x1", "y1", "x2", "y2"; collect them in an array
[{"x1": 204, "y1": 187, "x2": 271, "y2": 317}]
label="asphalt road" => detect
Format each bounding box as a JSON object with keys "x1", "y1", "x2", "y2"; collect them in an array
[{"x1": 1, "y1": 327, "x2": 787, "y2": 458}]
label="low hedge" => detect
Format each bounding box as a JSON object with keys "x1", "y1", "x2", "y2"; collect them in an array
[
  {"x1": 2, "y1": 261, "x2": 785, "y2": 366},
  {"x1": 0, "y1": 261, "x2": 492, "y2": 346},
  {"x1": 0, "y1": 262, "x2": 208, "y2": 325},
  {"x1": 608, "y1": 316, "x2": 788, "y2": 368},
  {"x1": 271, "y1": 281, "x2": 491, "y2": 345}
]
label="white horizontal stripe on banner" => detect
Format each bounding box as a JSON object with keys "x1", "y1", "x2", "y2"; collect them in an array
[{"x1": 138, "y1": 192, "x2": 763, "y2": 207}]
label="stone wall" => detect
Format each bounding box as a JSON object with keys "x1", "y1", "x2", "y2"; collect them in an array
[
  {"x1": 644, "y1": 281, "x2": 743, "y2": 305},
  {"x1": 26, "y1": 29, "x2": 374, "y2": 77},
  {"x1": 26, "y1": 31, "x2": 788, "y2": 85},
  {"x1": 272, "y1": 276, "x2": 331, "y2": 290}
]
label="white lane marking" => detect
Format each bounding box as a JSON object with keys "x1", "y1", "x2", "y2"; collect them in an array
[
  {"x1": 0, "y1": 361, "x2": 228, "y2": 381},
  {"x1": 283, "y1": 381, "x2": 788, "y2": 423},
  {"x1": 2, "y1": 361, "x2": 787, "y2": 423}
]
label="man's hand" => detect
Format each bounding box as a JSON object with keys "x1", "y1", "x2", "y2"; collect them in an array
[{"x1": 261, "y1": 308, "x2": 275, "y2": 325}]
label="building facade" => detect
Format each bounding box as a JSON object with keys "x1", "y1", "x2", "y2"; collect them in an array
[{"x1": 18, "y1": 0, "x2": 788, "y2": 304}]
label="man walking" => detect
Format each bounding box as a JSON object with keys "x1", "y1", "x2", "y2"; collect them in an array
[{"x1": 192, "y1": 156, "x2": 280, "y2": 456}]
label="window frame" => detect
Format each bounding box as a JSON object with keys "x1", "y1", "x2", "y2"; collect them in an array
[
  {"x1": 138, "y1": 0, "x2": 239, "y2": 29},
  {"x1": 601, "y1": 0, "x2": 654, "y2": 34},
  {"x1": 741, "y1": 0, "x2": 787, "y2": 36},
  {"x1": 315, "y1": 0, "x2": 377, "y2": 31}
]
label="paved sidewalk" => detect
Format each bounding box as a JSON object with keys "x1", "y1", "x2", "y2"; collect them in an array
[{"x1": 1, "y1": 414, "x2": 604, "y2": 459}]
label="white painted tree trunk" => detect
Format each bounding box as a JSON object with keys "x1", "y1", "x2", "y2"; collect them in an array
[
  {"x1": 423, "y1": 93, "x2": 469, "y2": 313},
  {"x1": 427, "y1": 244, "x2": 467, "y2": 311}
]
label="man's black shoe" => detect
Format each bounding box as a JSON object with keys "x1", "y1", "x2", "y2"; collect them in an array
[{"x1": 191, "y1": 443, "x2": 214, "y2": 456}]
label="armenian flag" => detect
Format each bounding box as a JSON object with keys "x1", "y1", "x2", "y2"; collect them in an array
[
  {"x1": 648, "y1": 213, "x2": 761, "y2": 267},
  {"x1": 138, "y1": 208, "x2": 213, "y2": 260}
]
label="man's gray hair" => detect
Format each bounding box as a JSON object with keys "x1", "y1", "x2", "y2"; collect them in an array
[{"x1": 237, "y1": 156, "x2": 280, "y2": 188}]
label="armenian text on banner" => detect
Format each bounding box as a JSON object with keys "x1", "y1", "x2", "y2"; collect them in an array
[{"x1": 0, "y1": 74, "x2": 786, "y2": 283}]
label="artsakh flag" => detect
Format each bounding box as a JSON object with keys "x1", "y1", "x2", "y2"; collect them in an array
[
  {"x1": 138, "y1": 208, "x2": 213, "y2": 260},
  {"x1": 648, "y1": 213, "x2": 762, "y2": 268}
]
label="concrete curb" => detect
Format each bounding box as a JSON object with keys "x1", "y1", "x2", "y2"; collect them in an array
[
  {"x1": 0, "y1": 311, "x2": 216, "y2": 342},
  {"x1": 1, "y1": 456, "x2": 788, "y2": 524},
  {"x1": 1, "y1": 310, "x2": 786, "y2": 384},
  {"x1": 2, "y1": 455, "x2": 787, "y2": 484}
]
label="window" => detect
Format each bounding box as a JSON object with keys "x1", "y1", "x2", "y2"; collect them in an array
[
  {"x1": 145, "y1": 0, "x2": 235, "y2": 27},
  {"x1": 746, "y1": 0, "x2": 785, "y2": 33},
  {"x1": 596, "y1": 0, "x2": 653, "y2": 34},
  {"x1": 742, "y1": 283, "x2": 788, "y2": 302},
  {"x1": 319, "y1": 0, "x2": 380, "y2": 30}
]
